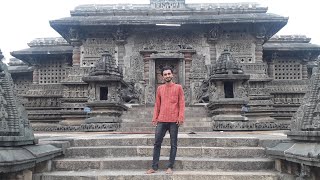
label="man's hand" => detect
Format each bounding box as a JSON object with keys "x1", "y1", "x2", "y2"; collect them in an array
[
  {"x1": 176, "y1": 120, "x2": 184, "y2": 126},
  {"x1": 152, "y1": 121, "x2": 158, "y2": 126}
]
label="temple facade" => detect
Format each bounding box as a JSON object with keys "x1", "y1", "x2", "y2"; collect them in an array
[{"x1": 9, "y1": 0, "x2": 320, "y2": 131}]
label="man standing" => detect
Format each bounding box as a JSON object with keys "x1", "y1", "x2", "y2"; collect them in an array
[{"x1": 146, "y1": 66, "x2": 185, "y2": 174}]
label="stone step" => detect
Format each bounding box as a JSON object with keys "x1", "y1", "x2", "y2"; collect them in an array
[
  {"x1": 35, "y1": 170, "x2": 279, "y2": 180},
  {"x1": 53, "y1": 157, "x2": 274, "y2": 171},
  {"x1": 70, "y1": 136, "x2": 259, "y2": 147},
  {"x1": 122, "y1": 117, "x2": 211, "y2": 123},
  {"x1": 122, "y1": 107, "x2": 208, "y2": 118},
  {"x1": 118, "y1": 127, "x2": 213, "y2": 133},
  {"x1": 65, "y1": 146, "x2": 266, "y2": 158},
  {"x1": 120, "y1": 121, "x2": 212, "y2": 128}
]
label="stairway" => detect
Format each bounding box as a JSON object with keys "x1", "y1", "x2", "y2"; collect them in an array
[
  {"x1": 119, "y1": 105, "x2": 213, "y2": 133},
  {"x1": 34, "y1": 134, "x2": 280, "y2": 180}
]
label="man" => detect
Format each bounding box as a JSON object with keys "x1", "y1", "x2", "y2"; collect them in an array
[{"x1": 146, "y1": 66, "x2": 185, "y2": 174}]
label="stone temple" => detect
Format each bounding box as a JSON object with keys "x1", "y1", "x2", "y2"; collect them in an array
[
  {"x1": 8, "y1": 0, "x2": 320, "y2": 132},
  {"x1": 3, "y1": 1, "x2": 320, "y2": 179}
]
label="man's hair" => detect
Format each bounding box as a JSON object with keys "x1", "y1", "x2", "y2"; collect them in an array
[{"x1": 161, "y1": 66, "x2": 173, "y2": 76}]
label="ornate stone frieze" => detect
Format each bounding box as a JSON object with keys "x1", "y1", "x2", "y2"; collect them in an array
[
  {"x1": 216, "y1": 37, "x2": 255, "y2": 64},
  {"x1": 125, "y1": 54, "x2": 144, "y2": 82},
  {"x1": 61, "y1": 66, "x2": 90, "y2": 83},
  {"x1": 32, "y1": 123, "x2": 120, "y2": 132},
  {"x1": 272, "y1": 94, "x2": 304, "y2": 105},
  {"x1": 137, "y1": 30, "x2": 201, "y2": 52},
  {"x1": 25, "y1": 97, "x2": 61, "y2": 107},
  {"x1": 80, "y1": 38, "x2": 116, "y2": 67},
  {"x1": 25, "y1": 84, "x2": 63, "y2": 97},
  {"x1": 213, "y1": 121, "x2": 290, "y2": 130},
  {"x1": 190, "y1": 54, "x2": 207, "y2": 80},
  {"x1": 235, "y1": 81, "x2": 250, "y2": 98},
  {"x1": 63, "y1": 85, "x2": 88, "y2": 98}
]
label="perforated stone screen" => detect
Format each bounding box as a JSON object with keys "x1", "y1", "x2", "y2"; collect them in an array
[
  {"x1": 274, "y1": 60, "x2": 301, "y2": 80},
  {"x1": 39, "y1": 61, "x2": 66, "y2": 84}
]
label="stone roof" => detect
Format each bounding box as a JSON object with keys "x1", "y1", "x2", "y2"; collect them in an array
[
  {"x1": 7, "y1": 65, "x2": 34, "y2": 74},
  {"x1": 264, "y1": 35, "x2": 320, "y2": 51},
  {"x1": 27, "y1": 37, "x2": 69, "y2": 47},
  {"x1": 70, "y1": 2, "x2": 268, "y2": 16},
  {"x1": 10, "y1": 37, "x2": 73, "y2": 63},
  {"x1": 50, "y1": 2, "x2": 288, "y2": 43}
]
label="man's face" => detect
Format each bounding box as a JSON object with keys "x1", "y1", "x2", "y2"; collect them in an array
[{"x1": 162, "y1": 69, "x2": 173, "y2": 83}]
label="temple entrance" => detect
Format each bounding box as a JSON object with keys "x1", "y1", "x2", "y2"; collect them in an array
[{"x1": 155, "y1": 59, "x2": 179, "y2": 89}]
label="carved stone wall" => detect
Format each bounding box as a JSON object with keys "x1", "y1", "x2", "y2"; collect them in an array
[
  {"x1": 81, "y1": 38, "x2": 116, "y2": 67},
  {"x1": 125, "y1": 29, "x2": 203, "y2": 104},
  {"x1": 216, "y1": 32, "x2": 255, "y2": 64}
]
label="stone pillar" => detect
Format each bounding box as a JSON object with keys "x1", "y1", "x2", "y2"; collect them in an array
[
  {"x1": 208, "y1": 42, "x2": 217, "y2": 65},
  {"x1": 184, "y1": 53, "x2": 192, "y2": 87},
  {"x1": 116, "y1": 41, "x2": 126, "y2": 70},
  {"x1": 302, "y1": 62, "x2": 308, "y2": 80},
  {"x1": 140, "y1": 50, "x2": 156, "y2": 85},
  {"x1": 267, "y1": 60, "x2": 274, "y2": 79},
  {"x1": 255, "y1": 38, "x2": 264, "y2": 62},
  {"x1": 32, "y1": 66, "x2": 39, "y2": 84},
  {"x1": 71, "y1": 41, "x2": 82, "y2": 66}
]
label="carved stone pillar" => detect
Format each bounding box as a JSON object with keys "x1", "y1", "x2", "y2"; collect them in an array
[
  {"x1": 209, "y1": 42, "x2": 217, "y2": 65},
  {"x1": 255, "y1": 38, "x2": 264, "y2": 62},
  {"x1": 71, "y1": 41, "x2": 82, "y2": 66},
  {"x1": 32, "y1": 65, "x2": 39, "y2": 84},
  {"x1": 184, "y1": 53, "x2": 192, "y2": 88},
  {"x1": 267, "y1": 61, "x2": 274, "y2": 79},
  {"x1": 116, "y1": 41, "x2": 126, "y2": 70},
  {"x1": 302, "y1": 61, "x2": 308, "y2": 80},
  {"x1": 140, "y1": 50, "x2": 156, "y2": 85}
]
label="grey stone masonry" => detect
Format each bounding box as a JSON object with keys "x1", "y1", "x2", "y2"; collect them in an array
[
  {"x1": 0, "y1": 49, "x2": 63, "y2": 178},
  {"x1": 267, "y1": 60, "x2": 320, "y2": 179}
]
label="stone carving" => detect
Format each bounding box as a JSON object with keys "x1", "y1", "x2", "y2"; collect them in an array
[
  {"x1": 190, "y1": 54, "x2": 207, "y2": 80},
  {"x1": 121, "y1": 82, "x2": 140, "y2": 103},
  {"x1": 81, "y1": 38, "x2": 115, "y2": 67},
  {"x1": 216, "y1": 38, "x2": 255, "y2": 64},
  {"x1": 235, "y1": 81, "x2": 249, "y2": 98},
  {"x1": 69, "y1": 28, "x2": 80, "y2": 41},
  {"x1": 113, "y1": 28, "x2": 128, "y2": 41},
  {"x1": 183, "y1": 86, "x2": 190, "y2": 105},
  {"x1": 125, "y1": 54, "x2": 144, "y2": 82},
  {"x1": 138, "y1": 31, "x2": 201, "y2": 51},
  {"x1": 208, "y1": 26, "x2": 220, "y2": 41},
  {"x1": 196, "y1": 80, "x2": 210, "y2": 103},
  {"x1": 145, "y1": 85, "x2": 155, "y2": 104}
]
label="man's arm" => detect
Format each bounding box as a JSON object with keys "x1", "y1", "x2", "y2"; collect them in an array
[
  {"x1": 152, "y1": 87, "x2": 161, "y2": 126},
  {"x1": 177, "y1": 85, "x2": 185, "y2": 125}
]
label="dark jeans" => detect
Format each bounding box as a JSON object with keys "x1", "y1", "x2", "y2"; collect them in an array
[{"x1": 152, "y1": 122, "x2": 179, "y2": 170}]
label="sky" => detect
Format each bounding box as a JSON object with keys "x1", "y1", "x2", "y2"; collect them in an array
[{"x1": 0, "y1": 0, "x2": 319, "y2": 63}]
